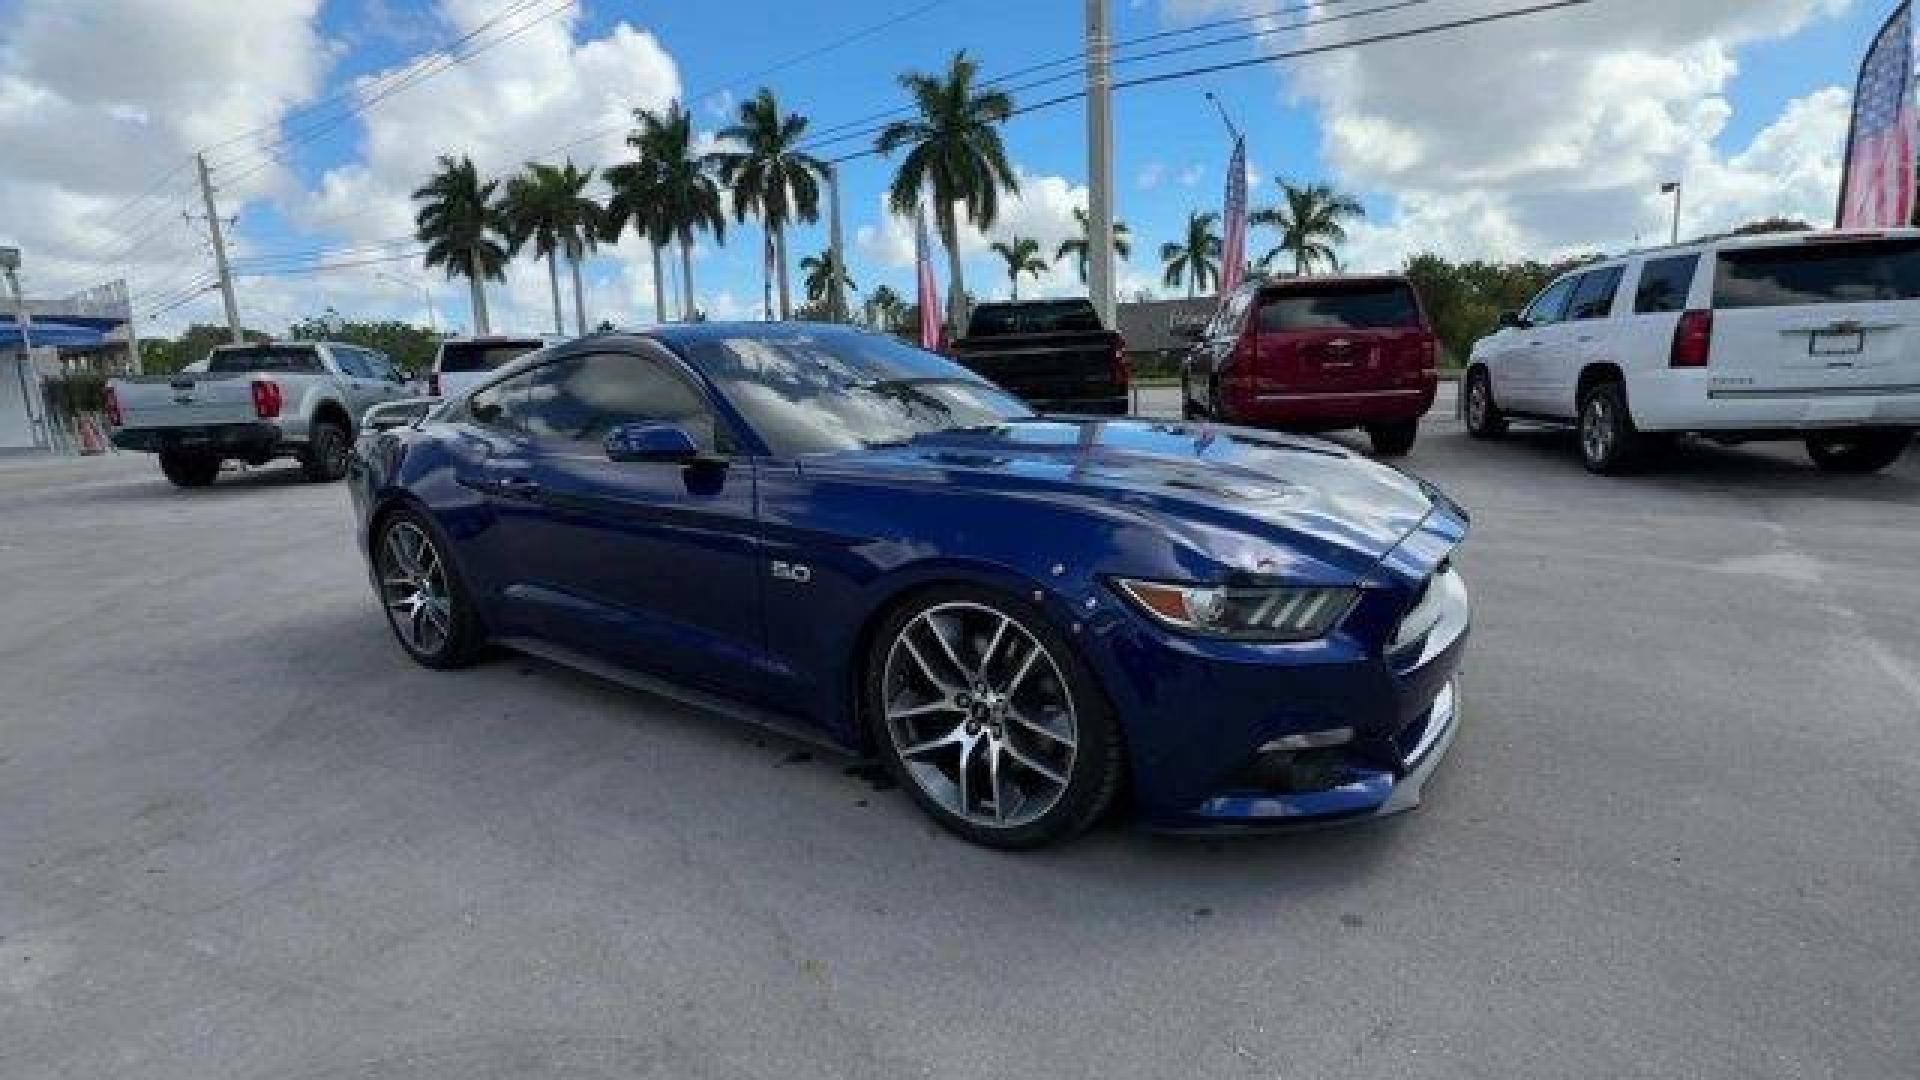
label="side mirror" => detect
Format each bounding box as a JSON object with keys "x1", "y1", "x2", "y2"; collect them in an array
[
  {"x1": 1170, "y1": 318, "x2": 1206, "y2": 342},
  {"x1": 605, "y1": 422, "x2": 699, "y2": 463},
  {"x1": 363, "y1": 398, "x2": 435, "y2": 432},
  {"x1": 1497, "y1": 310, "x2": 1528, "y2": 330}
]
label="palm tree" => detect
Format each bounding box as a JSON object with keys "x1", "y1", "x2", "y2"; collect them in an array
[
  {"x1": 502, "y1": 159, "x2": 601, "y2": 336},
  {"x1": 709, "y1": 87, "x2": 829, "y2": 320},
  {"x1": 875, "y1": 50, "x2": 1017, "y2": 334},
  {"x1": 1160, "y1": 210, "x2": 1222, "y2": 299},
  {"x1": 990, "y1": 235, "x2": 1047, "y2": 300},
  {"x1": 1055, "y1": 206, "x2": 1133, "y2": 284},
  {"x1": 864, "y1": 283, "x2": 906, "y2": 332},
  {"x1": 611, "y1": 103, "x2": 724, "y2": 321},
  {"x1": 601, "y1": 155, "x2": 669, "y2": 324},
  {"x1": 798, "y1": 248, "x2": 855, "y2": 309},
  {"x1": 412, "y1": 154, "x2": 509, "y2": 335},
  {"x1": 1252, "y1": 180, "x2": 1365, "y2": 276}
]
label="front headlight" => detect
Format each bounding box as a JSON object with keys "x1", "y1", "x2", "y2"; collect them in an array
[{"x1": 1114, "y1": 579, "x2": 1358, "y2": 641}]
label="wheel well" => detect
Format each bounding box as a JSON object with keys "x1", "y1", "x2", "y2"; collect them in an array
[
  {"x1": 312, "y1": 399, "x2": 353, "y2": 436},
  {"x1": 845, "y1": 581, "x2": 958, "y2": 756},
  {"x1": 1577, "y1": 363, "x2": 1625, "y2": 402}
]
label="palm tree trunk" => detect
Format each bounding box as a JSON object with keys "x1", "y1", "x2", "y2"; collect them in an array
[
  {"x1": 545, "y1": 251, "x2": 563, "y2": 336},
  {"x1": 680, "y1": 239, "x2": 696, "y2": 321},
  {"x1": 569, "y1": 254, "x2": 587, "y2": 336},
  {"x1": 761, "y1": 228, "x2": 774, "y2": 321},
  {"x1": 1009, "y1": 271, "x2": 1019, "y2": 302},
  {"x1": 775, "y1": 227, "x2": 792, "y2": 320},
  {"x1": 1186, "y1": 268, "x2": 1194, "y2": 301},
  {"x1": 467, "y1": 261, "x2": 491, "y2": 336},
  {"x1": 938, "y1": 204, "x2": 965, "y2": 340},
  {"x1": 650, "y1": 242, "x2": 667, "y2": 324}
]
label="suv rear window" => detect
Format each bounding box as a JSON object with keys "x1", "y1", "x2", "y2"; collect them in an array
[
  {"x1": 1714, "y1": 238, "x2": 1920, "y2": 309},
  {"x1": 967, "y1": 300, "x2": 1103, "y2": 336},
  {"x1": 437, "y1": 339, "x2": 544, "y2": 373},
  {"x1": 1257, "y1": 281, "x2": 1421, "y2": 332},
  {"x1": 207, "y1": 347, "x2": 321, "y2": 373}
]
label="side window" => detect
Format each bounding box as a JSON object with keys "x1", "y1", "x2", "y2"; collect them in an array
[
  {"x1": 468, "y1": 369, "x2": 540, "y2": 432},
  {"x1": 1567, "y1": 266, "x2": 1624, "y2": 321},
  {"x1": 1524, "y1": 277, "x2": 1577, "y2": 326},
  {"x1": 521, "y1": 351, "x2": 724, "y2": 453},
  {"x1": 333, "y1": 348, "x2": 373, "y2": 378},
  {"x1": 1634, "y1": 254, "x2": 1700, "y2": 314}
]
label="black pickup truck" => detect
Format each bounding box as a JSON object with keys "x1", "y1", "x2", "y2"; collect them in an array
[{"x1": 947, "y1": 298, "x2": 1130, "y2": 415}]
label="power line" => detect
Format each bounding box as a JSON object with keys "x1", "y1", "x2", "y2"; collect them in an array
[
  {"x1": 233, "y1": 250, "x2": 430, "y2": 277},
  {"x1": 828, "y1": 0, "x2": 1594, "y2": 166}
]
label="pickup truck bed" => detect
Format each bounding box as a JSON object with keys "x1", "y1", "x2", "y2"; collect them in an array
[{"x1": 947, "y1": 299, "x2": 1130, "y2": 415}]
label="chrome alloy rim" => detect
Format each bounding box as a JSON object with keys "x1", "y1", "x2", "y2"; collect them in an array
[
  {"x1": 1581, "y1": 396, "x2": 1613, "y2": 463},
  {"x1": 881, "y1": 602, "x2": 1078, "y2": 829},
  {"x1": 379, "y1": 521, "x2": 452, "y2": 655},
  {"x1": 1468, "y1": 377, "x2": 1489, "y2": 427}
]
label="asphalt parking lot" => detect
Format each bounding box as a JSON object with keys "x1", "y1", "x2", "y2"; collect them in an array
[{"x1": 3, "y1": 390, "x2": 1917, "y2": 1079}]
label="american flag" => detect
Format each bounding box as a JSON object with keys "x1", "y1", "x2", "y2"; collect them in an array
[
  {"x1": 915, "y1": 208, "x2": 941, "y2": 349},
  {"x1": 1220, "y1": 135, "x2": 1248, "y2": 293},
  {"x1": 1839, "y1": 1, "x2": 1917, "y2": 228}
]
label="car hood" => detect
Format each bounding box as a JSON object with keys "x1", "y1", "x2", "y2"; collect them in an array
[{"x1": 805, "y1": 418, "x2": 1449, "y2": 581}]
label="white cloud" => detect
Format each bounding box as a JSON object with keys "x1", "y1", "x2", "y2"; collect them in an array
[
  {"x1": 1136, "y1": 161, "x2": 1167, "y2": 190},
  {"x1": 1176, "y1": 163, "x2": 1206, "y2": 187},
  {"x1": 1163, "y1": 0, "x2": 1855, "y2": 270}
]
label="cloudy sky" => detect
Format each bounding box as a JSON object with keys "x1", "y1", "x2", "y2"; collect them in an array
[{"x1": 0, "y1": 0, "x2": 1883, "y2": 336}]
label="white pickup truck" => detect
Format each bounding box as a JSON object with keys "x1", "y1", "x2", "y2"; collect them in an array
[{"x1": 107, "y1": 341, "x2": 409, "y2": 487}]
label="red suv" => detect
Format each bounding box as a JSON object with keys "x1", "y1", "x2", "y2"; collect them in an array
[{"x1": 1179, "y1": 275, "x2": 1440, "y2": 456}]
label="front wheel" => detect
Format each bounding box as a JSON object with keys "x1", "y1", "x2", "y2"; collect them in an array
[
  {"x1": 1578, "y1": 381, "x2": 1642, "y2": 475},
  {"x1": 867, "y1": 586, "x2": 1123, "y2": 849},
  {"x1": 159, "y1": 449, "x2": 220, "y2": 488},
  {"x1": 1464, "y1": 368, "x2": 1507, "y2": 439},
  {"x1": 1805, "y1": 429, "x2": 1913, "y2": 474},
  {"x1": 1367, "y1": 419, "x2": 1419, "y2": 457},
  {"x1": 300, "y1": 421, "x2": 350, "y2": 482}
]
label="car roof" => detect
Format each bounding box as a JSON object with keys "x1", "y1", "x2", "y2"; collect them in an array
[{"x1": 1255, "y1": 273, "x2": 1411, "y2": 288}]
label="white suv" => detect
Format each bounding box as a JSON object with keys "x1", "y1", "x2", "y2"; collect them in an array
[{"x1": 1464, "y1": 229, "x2": 1920, "y2": 474}]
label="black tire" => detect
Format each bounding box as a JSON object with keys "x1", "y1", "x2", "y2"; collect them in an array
[
  {"x1": 1805, "y1": 429, "x2": 1913, "y2": 474},
  {"x1": 300, "y1": 421, "x2": 350, "y2": 482},
  {"x1": 865, "y1": 584, "x2": 1124, "y2": 850},
  {"x1": 1577, "y1": 380, "x2": 1643, "y2": 475},
  {"x1": 1464, "y1": 367, "x2": 1507, "y2": 438},
  {"x1": 372, "y1": 507, "x2": 486, "y2": 669},
  {"x1": 158, "y1": 449, "x2": 220, "y2": 488},
  {"x1": 1180, "y1": 375, "x2": 1201, "y2": 420},
  {"x1": 1367, "y1": 419, "x2": 1419, "y2": 457}
]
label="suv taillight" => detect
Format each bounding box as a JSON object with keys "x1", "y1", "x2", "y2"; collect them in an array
[
  {"x1": 1671, "y1": 309, "x2": 1713, "y2": 368},
  {"x1": 104, "y1": 386, "x2": 123, "y2": 427},
  {"x1": 429, "y1": 370, "x2": 441, "y2": 397},
  {"x1": 251, "y1": 379, "x2": 283, "y2": 419},
  {"x1": 1109, "y1": 334, "x2": 1130, "y2": 388}
]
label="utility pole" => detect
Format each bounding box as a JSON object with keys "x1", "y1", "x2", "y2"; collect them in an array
[
  {"x1": 827, "y1": 164, "x2": 849, "y2": 323},
  {"x1": 195, "y1": 152, "x2": 244, "y2": 343},
  {"x1": 1662, "y1": 181, "x2": 1683, "y2": 245},
  {"x1": 1085, "y1": 0, "x2": 1117, "y2": 330}
]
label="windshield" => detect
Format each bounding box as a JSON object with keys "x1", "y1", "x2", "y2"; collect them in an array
[
  {"x1": 679, "y1": 331, "x2": 1034, "y2": 456},
  {"x1": 207, "y1": 347, "x2": 322, "y2": 373},
  {"x1": 1257, "y1": 282, "x2": 1422, "y2": 331},
  {"x1": 438, "y1": 339, "x2": 544, "y2": 373},
  {"x1": 1714, "y1": 238, "x2": 1920, "y2": 309},
  {"x1": 967, "y1": 300, "x2": 1103, "y2": 336}
]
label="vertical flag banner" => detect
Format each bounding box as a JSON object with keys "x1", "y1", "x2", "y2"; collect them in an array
[
  {"x1": 1220, "y1": 135, "x2": 1249, "y2": 293},
  {"x1": 1838, "y1": 1, "x2": 1917, "y2": 228},
  {"x1": 915, "y1": 208, "x2": 942, "y2": 350}
]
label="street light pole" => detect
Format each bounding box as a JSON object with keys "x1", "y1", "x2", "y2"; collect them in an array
[
  {"x1": 377, "y1": 271, "x2": 438, "y2": 333},
  {"x1": 1085, "y1": 0, "x2": 1117, "y2": 330},
  {"x1": 1661, "y1": 181, "x2": 1683, "y2": 245}
]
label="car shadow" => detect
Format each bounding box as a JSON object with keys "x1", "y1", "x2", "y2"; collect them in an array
[{"x1": 56, "y1": 461, "x2": 324, "y2": 506}]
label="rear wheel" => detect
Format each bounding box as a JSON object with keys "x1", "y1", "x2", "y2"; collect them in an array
[
  {"x1": 1578, "y1": 381, "x2": 1642, "y2": 475},
  {"x1": 159, "y1": 449, "x2": 220, "y2": 488},
  {"x1": 1180, "y1": 374, "x2": 1201, "y2": 420},
  {"x1": 1367, "y1": 419, "x2": 1419, "y2": 457},
  {"x1": 374, "y1": 509, "x2": 485, "y2": 669},
  {"x1": 300, "y1": 421, "x2": 350, "y2": 482},
  {"x1": 1464, "y1": 367, "x2": 1506, "y2": 438},
  {"x1": 1805, "y1": 429, "x2": 1913, "y2": 474},
  {"x1": 867, "y1": 586, "x2": 1122, "y2": 849}
]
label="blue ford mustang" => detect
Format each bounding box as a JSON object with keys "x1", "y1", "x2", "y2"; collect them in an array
[{"x1": 348, "y1": 323, "x2": 1469, "y2": 848}]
